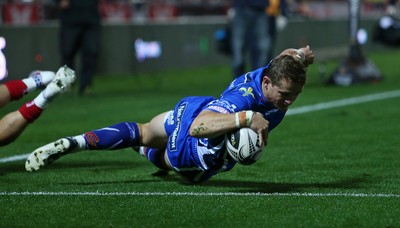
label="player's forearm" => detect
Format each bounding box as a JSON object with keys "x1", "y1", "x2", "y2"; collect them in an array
[
  {"x1": 190, "y1": 111, "x2": 253, "y2": 138},
  {"x1": 190, "y1": 111, "x2": 237, "y2": 138},
  {"x1": 190, "y1": 110, "x2": 254, "y2": 138}
]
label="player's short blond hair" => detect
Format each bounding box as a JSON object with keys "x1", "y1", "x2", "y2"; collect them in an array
[{"x1": 264, "y1": 54, "x2": 307, "y2": 86}]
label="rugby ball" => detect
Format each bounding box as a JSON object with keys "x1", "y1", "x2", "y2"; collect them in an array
[{"x1": 225, "y1": 128, "x2": 263, "y2": 165}]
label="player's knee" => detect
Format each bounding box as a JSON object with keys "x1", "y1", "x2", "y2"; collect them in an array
[{"x1": 144, "y1": 148, "x2": 170, "y2": 170}]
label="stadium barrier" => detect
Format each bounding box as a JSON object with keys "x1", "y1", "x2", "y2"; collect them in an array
[{"x1": 1, "y1": 18, "x2": 386, "y2": 80}]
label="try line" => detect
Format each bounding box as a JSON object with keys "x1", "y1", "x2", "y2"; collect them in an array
[
  {"x1": 287, "y1": 89, "x2": 400, "y2": 115},
  {"x1": 0, "y1": 191, "x2": 400, "y2": 198},
  {"x1": 1, "y1": 89, "x2": 400, "y2": 164}
]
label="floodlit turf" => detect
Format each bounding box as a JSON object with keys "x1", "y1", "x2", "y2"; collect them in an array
[{"x1": 1, "y1": 50, "x2": 399, "y2": 227}]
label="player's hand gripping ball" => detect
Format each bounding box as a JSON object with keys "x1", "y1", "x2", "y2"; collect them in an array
[{"x1": 225, "y1": 128, "x2": 263, "y2": 165}]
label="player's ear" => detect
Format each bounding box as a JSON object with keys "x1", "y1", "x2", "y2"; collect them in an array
[{"x1": 262, "y1": 76, "x2": 271, "y2": 86}]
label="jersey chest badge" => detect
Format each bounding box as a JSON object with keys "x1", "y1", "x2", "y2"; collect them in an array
[{"x1": 239, "y1": 87, "x2": 255, "y2": 99}]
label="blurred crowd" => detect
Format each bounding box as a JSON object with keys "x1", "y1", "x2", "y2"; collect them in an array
[{"x1": 1, "y1": 0, "x2": 398, "y2": 25}]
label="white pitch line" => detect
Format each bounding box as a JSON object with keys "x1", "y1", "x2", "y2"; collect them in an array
[
  {"x1": 0, "y1": 191, "x2": 399, "y2": 198},
  {"x1": 1, "y1": 89, "x2": 400, "y2": 164},
  {"x1": 287, "y1": 89, "x2": 400, "y2": 115},
  {"x1": 0, "y1": 153, "x2": 29, "y2": 163}
]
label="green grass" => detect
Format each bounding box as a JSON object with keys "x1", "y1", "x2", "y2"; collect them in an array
[{"x1": 1, "y1": 49, "x2": 400, "y2": 227}]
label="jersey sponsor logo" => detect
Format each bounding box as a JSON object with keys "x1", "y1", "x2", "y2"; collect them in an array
[
  {"x1": 264, "y1": 109, "x2": 279, "y2": 116},
  {"x1": 206, "y1": 105, "x2": 229, "y2": 114},
  {"x1": 167, "y1": 110, "x2": 174, "y2": 125},
  {"x1": 206, "y1": 100, "x2": 235, "y2": 113},
  {"x1": 170, "y1": 102, "x2": 187, "y2": 152},
  {"x1": 239, "y1": 87, "x2": 255, "y2": 99}
]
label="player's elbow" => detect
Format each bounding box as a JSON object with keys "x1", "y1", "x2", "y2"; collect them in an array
[{"x1": 189, "y1": 122, "x2": 206, "y2": 137}]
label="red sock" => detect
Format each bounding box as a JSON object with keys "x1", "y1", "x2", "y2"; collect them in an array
[
  {"x1": 4, "y1": 80, "x2": 28, "y2": 101},
  {"x1": 18, "y1": 101, "x2": 43, "y2": 122}
]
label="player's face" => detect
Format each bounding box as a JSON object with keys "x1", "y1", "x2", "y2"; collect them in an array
[{"x1": 263, "y1": 77, "x2": 304, "y2": 111}]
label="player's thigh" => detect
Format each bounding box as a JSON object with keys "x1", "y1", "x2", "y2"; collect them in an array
[{"x1": 141, "y1": 111, "x2": 169, "y2": 147}]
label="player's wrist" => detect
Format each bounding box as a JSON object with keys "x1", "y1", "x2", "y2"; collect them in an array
[
  {"x1": 245, "y1": 110, "x2": 254, "y2": 126},
  {"x1": 235, "y1": 112, "x2": 241, "y2": 128},
  {"x1": 296, "y1": 49, "x2": 305, "y2": 63},
  {"x1": 235, "y1": 111, "x2": 254, "y2": 128}
]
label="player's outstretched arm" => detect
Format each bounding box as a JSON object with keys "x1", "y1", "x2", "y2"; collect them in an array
[
  {"x1": 189, "y1": 110, "x2": 269, "y2": 147},
  {"x1": 190, "y1": 110, "x2": 238, "y2": 138},
  {"x1": 298, "y1": 45, "x2": 314, "y2": 66}
]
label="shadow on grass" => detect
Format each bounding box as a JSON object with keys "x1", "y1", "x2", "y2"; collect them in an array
[
  {"x1": 144, "y1": 170, "x2": 369, "y2": 193},
  {"x1": 0, "y1": 162, "x2": 368, "y2": 194}
]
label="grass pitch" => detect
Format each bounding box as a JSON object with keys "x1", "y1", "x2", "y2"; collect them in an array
[{"x1": 1, "y1": 50, "x2": 399, "y2": 227}]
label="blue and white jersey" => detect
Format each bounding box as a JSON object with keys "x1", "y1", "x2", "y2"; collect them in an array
[
  {"x1": 164, "y1": 66, "x2": 286, "y2": 183},
  {"x1": 206, "y1": 66, "x2": 286, "y2": 131}
]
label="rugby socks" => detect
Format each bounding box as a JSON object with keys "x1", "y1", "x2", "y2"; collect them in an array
[
  {"x1": 22, "y1": 71, "x2": 55, "y2": 93},
  {"x1": 15, "y1": 71, "x2": 61, "y2": 122},
  {"x1": 71, "y1": 122, "x2": 141, "y2": 150},
  {"x1": 66, "y1": 122, "x2": 168, "y2": 170},
  {"x1": 18, "y1": 101, "x2": 43, "y2": 122},
  {"x1": 4, "y1": 80, "x2": 27, "y2": 101},
  {"x1": 142, "y1": 147, "x2": 166, "y2": 170},
  {"x1": 4, "y1": 71, "x2": 55, "y2": 100},
  {"x1": 18, "y1": 88, "x2": 53, "y2": 122}
]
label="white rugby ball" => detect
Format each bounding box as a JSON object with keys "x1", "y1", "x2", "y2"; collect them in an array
[{"x1": 225, "y1": 128, "x2": 263, "y2": 165}]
